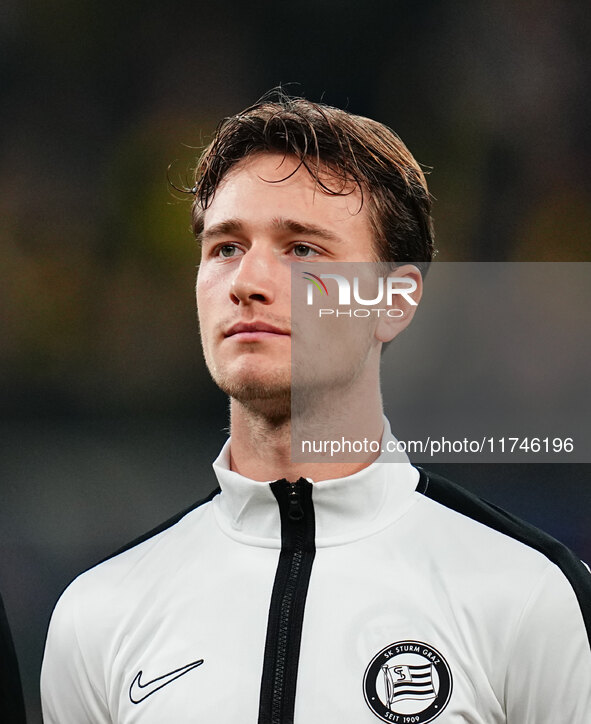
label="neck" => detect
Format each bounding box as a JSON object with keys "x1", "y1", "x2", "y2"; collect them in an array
[{"x1": 228, "y1": 369, "x2": 385, "y2": 482}]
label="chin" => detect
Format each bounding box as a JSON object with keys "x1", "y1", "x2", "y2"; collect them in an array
[
  {"x1": 230, "y1": 383, "x2": 291, "y2": 424},
  {"x1": 212, "y1": 365, "x2": 291, "y2": 409}
]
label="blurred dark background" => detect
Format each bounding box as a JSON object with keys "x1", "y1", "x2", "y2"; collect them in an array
[{"x1": 1, "y1": 1, "x2": 590, "y2": 720}]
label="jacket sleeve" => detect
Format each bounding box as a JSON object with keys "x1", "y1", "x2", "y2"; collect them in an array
[
  {"x1": 41, "y1": 580, "x2": 111, "y2": 724},
  {"x1": 504, "y1": 561, "x2": 591, "y2": 723},
  {"x1": 0, "y1": 593, "x2": 26, "y2": 724}
]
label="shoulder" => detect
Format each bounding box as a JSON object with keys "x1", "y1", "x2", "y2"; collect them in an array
[
  {"x1": 49, "y1": 486, "x2": 221, "y2": 636},
  {"x1": 42, "y1": 487, "x2": 221, "y2": 720},
  {"x1": 413, "y1": 466, "x2": 591, "y2": 648},
  {"x1": 99, "y1": 485, "x2": 221, "y2": 566}
]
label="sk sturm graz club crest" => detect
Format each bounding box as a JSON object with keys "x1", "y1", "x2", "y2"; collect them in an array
[{"x1": 363, "y1": 641, "x2": 452, "y2": 723}]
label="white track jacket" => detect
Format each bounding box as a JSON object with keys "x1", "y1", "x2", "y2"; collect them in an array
[{"x1": 42, "y1": 427, "x2": 591, "y2": 723}]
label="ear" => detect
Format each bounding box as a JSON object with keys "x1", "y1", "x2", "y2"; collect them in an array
[{"x1": 375, "y1": 264, "x2": 423, "y2": 344}]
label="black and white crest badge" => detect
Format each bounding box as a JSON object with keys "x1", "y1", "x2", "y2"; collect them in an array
[{"x1": 363, "y1": 641, "x2": 452, "y2": 723}]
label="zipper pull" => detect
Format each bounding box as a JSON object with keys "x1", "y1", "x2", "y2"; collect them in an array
[{"x1": 287, "y1": 482, "x2": 304, "y2": 522}]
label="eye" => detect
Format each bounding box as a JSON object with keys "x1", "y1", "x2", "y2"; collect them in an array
[
  {"x1": 292, "y1": 243, "x2": 319, "y2": 258},
  {"x1": 216, "y1": 244, "x2": 240, "y2": 258}
]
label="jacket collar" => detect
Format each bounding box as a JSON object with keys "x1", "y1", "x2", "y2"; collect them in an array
[{"x1": 211, "y1": 418, "x2": 419, "y2": 548}]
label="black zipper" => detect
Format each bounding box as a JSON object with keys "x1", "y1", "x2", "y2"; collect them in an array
[{"x1": 257, "y1": 478, "x2": 316, "y2": 724}]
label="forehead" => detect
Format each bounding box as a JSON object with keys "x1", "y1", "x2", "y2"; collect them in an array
[{"x1": 202, "y1": 152, "x2": 371, "y2": 235}]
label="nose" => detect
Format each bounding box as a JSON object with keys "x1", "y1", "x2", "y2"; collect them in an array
[{"x1": 230, "y1": 246, "x2": 277, "y2": 306}]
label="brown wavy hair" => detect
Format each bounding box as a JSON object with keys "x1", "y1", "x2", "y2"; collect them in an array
[{"x1": 189, "y1": 90, "x2": 435, "y2": 271}]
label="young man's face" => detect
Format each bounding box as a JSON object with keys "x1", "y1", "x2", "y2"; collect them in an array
[{"x1": 195, "y1": 152, "x2": 382, "y2": 410}]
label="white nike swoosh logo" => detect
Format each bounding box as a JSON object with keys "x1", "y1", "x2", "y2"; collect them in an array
[{"x1": 129, "y1": 659, "x2": 204, "y2": 704}]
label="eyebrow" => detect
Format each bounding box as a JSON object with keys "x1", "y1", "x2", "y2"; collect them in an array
[
  {"x1": 201, "y1": 218, "x2": 245, "y2": 243},
  {"x1": 201, "y1": 217, "x2": 341, "y2": 244}
]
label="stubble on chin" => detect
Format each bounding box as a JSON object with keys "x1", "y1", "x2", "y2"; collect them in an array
[{"x1": 210, "y1": 367, "x2": 292, "y2": 423}]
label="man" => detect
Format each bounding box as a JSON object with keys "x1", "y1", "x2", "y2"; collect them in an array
[{"x1": 41, "y1": 94, "x2": 591, "y2": 723}]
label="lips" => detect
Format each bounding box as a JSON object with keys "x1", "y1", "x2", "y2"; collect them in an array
[{"x1": 224, "y1": 321, "x2": 291, "y2": 338}]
